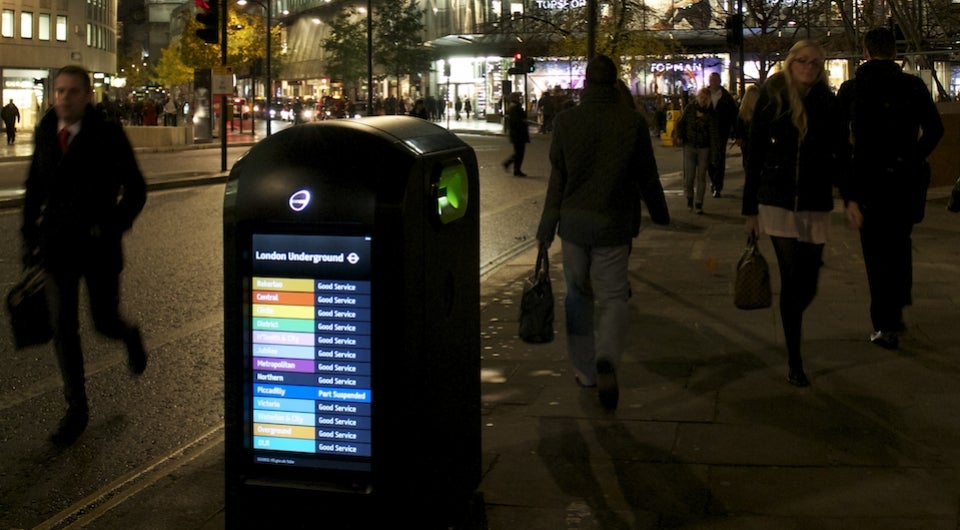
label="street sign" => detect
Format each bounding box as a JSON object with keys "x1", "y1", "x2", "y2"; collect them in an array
[{"x1": 212, "y1": 66, "x2": 234, "y2": 95}]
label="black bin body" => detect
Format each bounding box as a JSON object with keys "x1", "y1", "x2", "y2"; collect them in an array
[{"x1": 223, "y1": 117, "x2": 480, "y2": 528}]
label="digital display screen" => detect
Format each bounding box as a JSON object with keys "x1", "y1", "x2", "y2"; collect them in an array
[{"x1": 247, "y1": 233, "x2": 373, "y2": 472}]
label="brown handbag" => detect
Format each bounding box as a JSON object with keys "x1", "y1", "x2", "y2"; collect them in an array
[{"x1": 734, "y1": 234, "x2": 772, "y2": 310}]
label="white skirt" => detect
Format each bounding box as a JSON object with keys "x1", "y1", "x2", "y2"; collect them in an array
[{"x1": 758, "y1": 204, "x2": 830, "y2": 245}]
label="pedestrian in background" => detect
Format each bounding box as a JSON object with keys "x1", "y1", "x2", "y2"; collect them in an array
[
  {"x1": 21, "y1": 64, "x2": 148, "y2": 446},
  {"x1": 536, "y1": 54, "x2": 670, "y2": 411},
  {"x1": 706, "y1": 72, "x2": 739, "y2": 198},
  {"x1": 2, "y1": 98, "x2": 20, "y2": 144},
  {"x1": 742, "y1": 40, "x2": 850, "y2": 387},
  {"x1": 502, "y1": 93, "x2": 530, "y2": 177},
  {"x1": 837, "y1": 27, "x2": 944, "y2": 350},
  {"x1": 674, "y1": 88, "x2": 714, "y2": 214},
  {"x1": 734, "y1": 84, "x2": 760, "y2": 171},
  {"x1": 410, "y1": 98, "x2": 430, "y2": 119}
]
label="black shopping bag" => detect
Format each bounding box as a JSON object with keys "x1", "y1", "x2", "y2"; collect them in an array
[
  {"x1": 6, "y1": 266, "x2": 53, "y2": 349},
  {"x1": 734, "y1": 235, "x2": 772, "y2": 310},
  {"x1": 519, "y1": 246, "x2": 555, "y2": 343}
]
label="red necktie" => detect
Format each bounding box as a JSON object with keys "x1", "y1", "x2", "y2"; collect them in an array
[{"x1": 58, "y1": 128, "x2": 70, "y2": 153}]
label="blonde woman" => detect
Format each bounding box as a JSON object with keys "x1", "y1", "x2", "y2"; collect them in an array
[
  {"x1": 733, "y1": 84, "x2": 760, "y2": 170},
  {"x1": 741, "y1": 40, "x2": 850, "y2": 387},
  {"x1": 674, "y1": 88, "x2": 714, "y2": 213}
]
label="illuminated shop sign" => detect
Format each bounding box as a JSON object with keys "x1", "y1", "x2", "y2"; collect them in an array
[
  {"x1": 534, "y1": 0, "x2": 586, "y2": 8},
  {"x1": 649, "y1": 62, "x2": 705, "y2": 74}
]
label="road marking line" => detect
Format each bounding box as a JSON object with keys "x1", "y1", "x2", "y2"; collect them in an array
[{"x1": 33, "y1": 426, "x2": 224, "y2": 530}]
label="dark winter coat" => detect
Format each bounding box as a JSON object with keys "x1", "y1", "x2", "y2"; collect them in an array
[
  {"x1": 674, "y1": 100, "x2": 714, "y2": 149},
  {"x1": 837, "y1": 59, "x2": 944, "y2": 222},
  {"x1": 505, "y1": 102, "x2": 530, "y2": 145},
  {"x1": 537, "y1": 84, "x2": 669, "y2": 246},
  {"x1": 22, "y1": 104, "x2": 146, "y2": 272},
  {"x1": 742, "y1": 74, "x2": 849, "y2": 216},
  {"x1": 710, "y1": 87, "x2": 738, "y2": 139}
]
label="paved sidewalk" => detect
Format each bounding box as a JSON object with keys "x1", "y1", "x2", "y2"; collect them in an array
[
  {"x1": 10, "y1": 117, "x2": 960, "y2": 529},
  {"x1": 49, "y1": 165, "x2": 960, "y2": 529}
]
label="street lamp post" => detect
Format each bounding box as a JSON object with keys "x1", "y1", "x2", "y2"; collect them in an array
[{"x1": 238, "y1": 0, "x2": 271, "y2": 136}]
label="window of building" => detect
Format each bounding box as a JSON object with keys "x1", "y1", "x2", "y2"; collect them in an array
[
  {"x1": 38, "y1": 13, "x2": 50, "y2": 40},
  {"x1": 2, "y1": 9, "x2": 14, "y2": 38},
  {"x1": 86, "y1": 23, "x2": 91, "y2": 47},
  {"x1": 56, "y1": 15, "x2": 67, "y2": 41},
  {"x1": 20, "y1": 12, "x2": 32, "y2": 39}
]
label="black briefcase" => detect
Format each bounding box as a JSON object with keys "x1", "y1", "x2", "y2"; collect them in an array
[{"x1": 6, "y1": 266, "x2": 53, "y2": 349}]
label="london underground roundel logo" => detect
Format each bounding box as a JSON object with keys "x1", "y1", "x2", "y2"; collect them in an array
[{"x1": 289, "y1": 189, "x2": 311, "y2": 212}]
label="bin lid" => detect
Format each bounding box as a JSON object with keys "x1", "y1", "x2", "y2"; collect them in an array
[{"x1": 224, "y1": 117, "x2": 473, "y2": 226}]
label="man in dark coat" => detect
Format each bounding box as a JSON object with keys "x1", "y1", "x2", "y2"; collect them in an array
[
  {"x1": 536, "y1": 55, "x2": 669, "y2": 410},
  {"x1": 501, "y1": 93, "x2": 530, "y2": 176},
  {"x1": 21, "y1": 65, "x2": 148, "y2": 446},
  {"x1": 2, "y1": 99, "x2": 20, "y2": 144},
  {"x1": 838, "y1": 27, "x2": 944, "y2": 350},
  {"x1": 706, "y1": 72, "x2": 738, "y2": 197}
]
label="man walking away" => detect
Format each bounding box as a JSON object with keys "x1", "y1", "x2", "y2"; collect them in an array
[
  {"x1": 536, "y1": 55, "x2": 670, "y2": 411},
  {"x1": 2, "y1": 99, "x2": 20, "y2": 144},
  {"x1": 21, "y1": 65, "x2": 148, "y2": 447},
  {"x1": 837, "y1": 27, "x2": 944, "y2": 350},
  {"x1": 502, "y1": 93, "x2": 530, "y2": 177},
  {"x1": 706, "y1": 72, "x2": 738, "y2": 197}
]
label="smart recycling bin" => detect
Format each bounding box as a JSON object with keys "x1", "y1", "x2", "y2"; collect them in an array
[{"x1": 223, "y1": 116, "x2": 480, "y2": 528}]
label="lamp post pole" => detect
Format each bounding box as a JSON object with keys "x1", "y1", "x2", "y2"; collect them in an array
[
  {"x1": 367, "y1": 0, "x2": 373, "y2": 114},
  {"x1": 238, "y1": 0, "x2": 271, "y2": 136},
  {"x1": 265, "y1": 0, "x2": 271, "y2": 136}
]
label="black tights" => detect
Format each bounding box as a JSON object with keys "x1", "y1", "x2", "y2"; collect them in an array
[{"x1": 769, "y1": 236, "x2": 824, "y2": 372}]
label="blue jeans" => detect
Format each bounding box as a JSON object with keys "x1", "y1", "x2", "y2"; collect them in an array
[
  {"x1": 683, "y1": 145, "x2": 709, "y2": 205},
  {"x1": 561, "y1": 241, "x2": 631, "y2": 385}
]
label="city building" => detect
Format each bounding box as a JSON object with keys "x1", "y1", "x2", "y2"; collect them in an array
[{"x1": 0, "y1": 0, "x2": 119, "y2": 133}]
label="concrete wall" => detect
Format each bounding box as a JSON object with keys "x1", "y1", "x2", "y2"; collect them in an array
[{"x1": 124, "y1": 126, "x2": 194, "y2": 149}]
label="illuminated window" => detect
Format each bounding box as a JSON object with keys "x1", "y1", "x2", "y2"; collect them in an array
[
  {"x1": 20, "y1": 12, "x2": 32, "y2": 39},
  {"x1": 56, "y1": 15, "x2": 67, "y2": 41},
  {"x1": 2, "y1": 9, "x2": 14, "y2": 38},
  {"x1": 39, "y1": 14, "x2": 50, "y2": 41}
]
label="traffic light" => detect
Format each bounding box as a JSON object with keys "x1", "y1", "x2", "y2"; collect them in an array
[
  {"x1": 508, "y1": 53, "x2": 535, "y2": 75},
  {"x1": 196, "y1": 0, "x2": 218, "y2": 44},
  {"x1": 725, "y1": 14, "x2": 743, "y2": 47}
]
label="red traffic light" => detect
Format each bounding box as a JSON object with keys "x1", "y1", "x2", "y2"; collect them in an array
[
  {"x1": 196, "y1": 0, "x2": 219, "y2": 44},
  {"x1": 513, "y1": 52, "x2": 523, "y2": 61}
]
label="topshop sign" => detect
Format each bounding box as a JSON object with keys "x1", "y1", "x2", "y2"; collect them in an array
[{"x1": 534, "y1": 0, "x2": 587, "y2": 8}]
